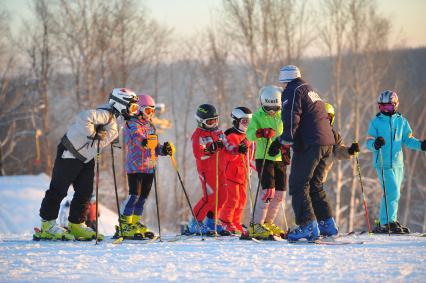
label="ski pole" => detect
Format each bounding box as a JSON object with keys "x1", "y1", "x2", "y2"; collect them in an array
[
  {"x1": 95, "y1": 140, "x2": 100, "y2": 245},
  {"x1": 170, "y1": 154, "x2": 205, "y2": 240},
  {"x1": 251, "y1": 138, "x2": 271, "y2": 228},
  {"x1": 153, "y1": 167, "x2": 162, "y2": 241},
  {"x1": 241, "y1": 153, "x2": 254, "y2": 215},
  {"x1": 111, "y1": 144, "x2": 124, "y2": 244},
  {"x1": 281, "y1": 198, "x2": 288, "y2": 231},
  {"x1": 214, "y1": 151, "x2": 219, "y2": 238},
  {"x1": 379, "y1": 148, "x2": 391, "y2": 236},
  {"x1": 354, "y1": 151, "x2": 372, "y2": 233}
]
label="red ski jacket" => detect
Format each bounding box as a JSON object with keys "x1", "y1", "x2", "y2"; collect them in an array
[
  {"x1": 222, "y1": 128, "x2": 254, "y2": 184},
  {"x1": 191, "y1": 127, "x2": 237, "y2": 173}
]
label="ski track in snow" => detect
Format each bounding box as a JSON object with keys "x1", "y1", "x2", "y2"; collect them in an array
[{"x1": 0, "y1": 233, "x2": 426, "y2": 282}]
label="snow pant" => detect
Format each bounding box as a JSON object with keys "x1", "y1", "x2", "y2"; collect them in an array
[
  {"x1": 40, "y1": 143, "x2": 94, "y2": 224},
  {"x1": 253, "y1": 159, "x2": 287, "y2": 224},
  {"x1": 121, "y1": 173, "x2": 154, "y2": 216},
  {"x1": 375, "y1": 166, "x2": 404, "y2": 225},
  {"x1": 219, "y1": 180, "x2": 247, "y2": 226},
  {"x1": 289, "y1": 145, "x2": 333, "y2": 226},
  {"x1": 193, "y1": 170, "x2": 227, "y2": 222}
]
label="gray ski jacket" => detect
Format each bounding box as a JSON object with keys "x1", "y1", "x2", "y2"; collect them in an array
[{"x1": 61, "y1": 104, "x2": 123, "y2": 163}]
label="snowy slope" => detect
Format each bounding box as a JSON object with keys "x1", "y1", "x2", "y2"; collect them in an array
[
  {"x1": 0, "y1": 174, "x2": 117, "y2": 235},
  {"x1": 1, "y1": 175, "x2": 426, "y2": 282}
]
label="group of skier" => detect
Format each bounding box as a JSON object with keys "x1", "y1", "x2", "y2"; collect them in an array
[{"x1": 34, "y1": 64, "x2": 426, "y2": 242}]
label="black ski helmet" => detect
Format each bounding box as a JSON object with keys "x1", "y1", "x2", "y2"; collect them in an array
[
  {"x1": 195, "y1": 103, "x2": 219, "y2": 131},
  {"x1": 231, "y1": 106, "x2": 252, "y2": 133}
]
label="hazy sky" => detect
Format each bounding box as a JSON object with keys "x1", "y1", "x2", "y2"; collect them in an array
[{"x1": 3, "y1": 0, "x2": 426, "y2": 52}]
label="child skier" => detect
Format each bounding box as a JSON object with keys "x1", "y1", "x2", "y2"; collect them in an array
[
  {"x1": 36, "y1": 88, "x2": 139, "y2": 241},
  {"x1": 188, "y1": 103, "x2": 237, "y2": 236},
  {"x1": 246, "y1": 85, "x2": 287, "y2": 240},
  {"x1": 219, "y1": 107, "x2": 254, "y2": 234},
  {"x1": 318, "y1": 102, "x2": 360, "y2": 236},
  {"x1": 366, "y1": 90, "x2": 425, "y2": 234},
  {"x1": 119, "y1": 94, "x2": 174, "y2": 239}
]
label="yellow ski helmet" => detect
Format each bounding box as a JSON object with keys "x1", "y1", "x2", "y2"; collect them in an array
[{"x1": 324, "y1": 103, "x2": 335, "y2": 126}]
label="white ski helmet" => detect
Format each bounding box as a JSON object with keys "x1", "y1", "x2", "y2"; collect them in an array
[
  {"x1": 279, "y1": 65, "x2": 301, "y2": 83},
  {"x1": 231, "y1": 106, "x2": 252, "y2": 133},
  {"x1": 377, "y1": 90, "x2": 399, "y2": 107},
  {"x1": 108, "y1": 88, "x2": 139, "y2": 117},
  {"x1": 259, "y1": 85, "x2": 282, "y2": 113}
]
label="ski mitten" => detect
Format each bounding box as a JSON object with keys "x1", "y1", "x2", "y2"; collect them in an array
[{"x1": 374, "y1": 136, "x2": 385, "y2": 150}]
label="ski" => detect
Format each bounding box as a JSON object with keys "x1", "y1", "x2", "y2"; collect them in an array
[{"x1": 112, "y1": 235, "x2": 160, "y2": 244}]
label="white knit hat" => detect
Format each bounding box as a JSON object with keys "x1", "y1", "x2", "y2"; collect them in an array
[{"x1": 279, "y1": 65, "x2": 301, "y2": 83}]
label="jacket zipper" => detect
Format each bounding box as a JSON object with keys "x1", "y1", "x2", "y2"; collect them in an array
[{"x1": 389, "y1": 117, "x2": 393, "y2": 169}]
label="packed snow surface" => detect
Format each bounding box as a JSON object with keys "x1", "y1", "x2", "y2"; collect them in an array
[{"x1": 1, "y1": 175, "x2": 426, "y2": 282}]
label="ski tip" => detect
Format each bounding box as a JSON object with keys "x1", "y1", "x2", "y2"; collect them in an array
[{"x1": 112, "y1": 237, "x2": 124, "y2": 244}]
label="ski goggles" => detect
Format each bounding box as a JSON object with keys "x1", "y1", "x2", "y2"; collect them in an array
[
  {"x1": 263, "y1": 105, "x2": 281, "y2": 113},
  {"x1": 128, "y1": 103, "x2": 139, "y2": 115},
  {"x1": 240, "y1": 118, "x2": 251, "y2": 126},
  {"x1": 378, "y1": 103, "x2": 395, "y2": 113},
  {"x1": 203, "y1": 117, "x2": 219, "y2": 128},
  {"x1": 142, "y1": 106, "x2": 156, "y2": 117}
]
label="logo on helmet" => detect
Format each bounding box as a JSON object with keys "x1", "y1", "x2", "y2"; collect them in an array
[{"x1": 198, "y1": 107, "x2": 208, "y2": 114}]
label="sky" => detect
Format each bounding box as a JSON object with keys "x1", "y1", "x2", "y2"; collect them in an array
[{"x1": 2, "y1": 0, "x2": 426, "y2": 52}]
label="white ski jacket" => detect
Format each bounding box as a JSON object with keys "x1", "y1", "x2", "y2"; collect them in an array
[{"x1": 61, "y1": 104, "x2": 123, "y2": 163}]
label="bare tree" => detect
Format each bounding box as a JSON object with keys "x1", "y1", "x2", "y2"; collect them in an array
[{"x1": 221, "y1": 0, "x2": 315, "y2": 95}]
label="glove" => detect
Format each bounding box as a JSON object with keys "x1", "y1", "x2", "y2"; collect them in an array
[
  {"x1": 238, "y1": 142, "x2": 248, "y2": 154},
  {"x1": 141, "y1": 139, "x2": 148, "y2": 147},
  {"x1": 256, "y1": 128, "x2": 275, "y2": 139},
  {"x1": 281, "y1": 145, "x2": 291, "y2": 165},
  {"x1": 161, "y1": 142, "x2": 174, "y2": 156},
  {"x1": 374, "y1": 137, "x2": 385, "y2": 150},
  {"x1": 347, "y1": 142, "x2": 360, "y2": 155},
  {"x1": 216, "y1": 140, "x2": 224, "y2": 149},
  {"x1": 421, "y1": 140, "x2": 426, "y2": 151},
  {"x1": 261, "y1": 188, "x2": 275, "y2": 203},
  {"x1": 206, "y1": 141, "x2": 222, "y2": 153},
  {"x1": 91, "y1": 129, "x2": 107, "y2": 141},
  {"x1": 268, "y1": 139, "x2": 281, "y2": 156}
]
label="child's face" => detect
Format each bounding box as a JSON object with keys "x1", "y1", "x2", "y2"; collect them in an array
[
  {"x1": 378, "y1": 103, "x2": 395, "y2": 113},
  {"x1": 263, "y1": 105, "x2": 281, "y2": 116},
  {"x1": 141, "y1": 106, "x2": 155, "y2": 119},
  {"x1": 205, "y1": 117, "x2": 219, "y2": 129}
]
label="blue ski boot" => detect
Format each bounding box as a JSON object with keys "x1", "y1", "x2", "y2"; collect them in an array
[
  {"x1": 318, "y1": 217, "x2": 338, "y2": 237},
  {"x1": 204, "y1": 217, "x2": 232, "y2": 236},
  {"x1": 186, "y1": 218, "x2": 209, "y2": 235},
  {"x1": 287, "y1": 220, "x2": 320, "y2": 242}
]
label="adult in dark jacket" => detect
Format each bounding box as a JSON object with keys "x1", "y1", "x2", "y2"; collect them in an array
[{"x1": 269, "y1": 65, "x2": 336, "y2": 242}]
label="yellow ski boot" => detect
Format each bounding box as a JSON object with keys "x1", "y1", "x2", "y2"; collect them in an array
[
  {"x1": 249, "y1": 223, "x2": 274, "y2": 240},
  {"x1": 68, "y1": 222, "x2": 104, "y2": 241},
  {"x1": 131, "y1": 214, "x2": 155, "y2": 239},
  {"x1": 116, "y1": 215, "x2": 145, "y2": 239},
  {"x1": 34, "y1": 219, "x2": 74, "y2": 241},
  {"x1": 264, "y1": 222, "x2": 287, "y2": 238}
]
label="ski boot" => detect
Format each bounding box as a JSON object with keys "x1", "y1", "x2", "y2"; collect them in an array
[
  {"x1": 34, "y1": 219, "x2": 75, "y2": 241},
  {"x1": 220, "y1": 220, "x2": 240, "y2": 235},
  {"x1": 204, "y1": 217, "x2": 232, "y2": 236},
  {"x1": 287, "y1": 220, "x2": 320, "y2": 242},
  {"x1": 115, "y1": 215, "x2": 145, "y2": 239},
  {"x1": 264, "y1": 222, "x2": 287, "y2": 239},
  {"x1": 185, "y1": 218, "x2": 212, "y2": 236},
  {"x1": 392, "y1": 221, "x2": 410, "y2": 234},
  {"x1": 318, "y1": 217, "x2": 338, "y2": 237},
  {"x1": 131, "y1": 214, "x2": 155, "y2": 239},
  {"x1": 244, "y1": 223, "x2": 274, "y2": 240},
  {"x1": 68, "y1": 222, "x2": 104, "y2": 241}
]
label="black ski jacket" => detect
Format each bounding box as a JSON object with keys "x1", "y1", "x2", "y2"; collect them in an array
[{"x1": 280, "y1": 78, "x2": 334, "y2": 147}]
